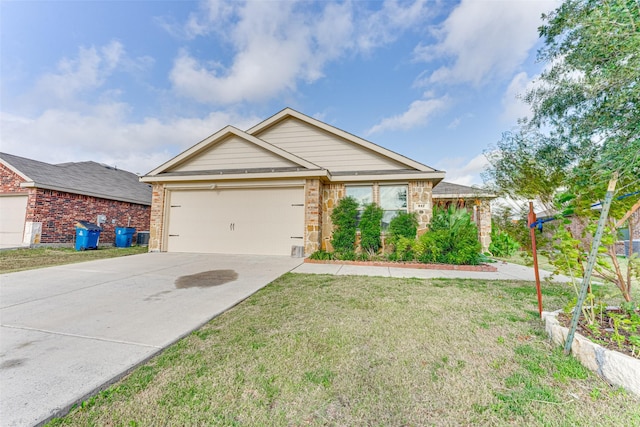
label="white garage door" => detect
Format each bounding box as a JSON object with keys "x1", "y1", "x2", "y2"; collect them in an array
[
  {"x1": 166, "y1": 187, "x2": 304, "y2": 255},
  {"x1": 0, "y1": 195, "x2": 28, "y2": 248}
]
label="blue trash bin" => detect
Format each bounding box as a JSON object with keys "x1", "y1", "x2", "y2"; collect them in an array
[
  {"x1": 115, "y1": 227, "x2": 136, "y2": 248},
  {"x1": 75, "y1": 221, "x2": 101, "y2": 251}
]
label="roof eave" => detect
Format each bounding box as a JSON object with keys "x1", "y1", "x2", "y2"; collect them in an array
[
  {"x1": 141, "y1": 169, "x2": 330, "y2": 183},
  {"x1": 329, "y1": 171, "x2": 445, "y2": 183},
  {"x1": 433, "y1": 192, "x2": 497, "y2": 199},
  {"x1": 20, "y1": 182, "x2": 151, "y2": 206}
]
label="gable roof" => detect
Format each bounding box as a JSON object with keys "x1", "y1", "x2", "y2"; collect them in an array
[
  {"x1": 142, "y1": 108, "x2": 445, "y2": 184},
  {"x1": 248, "y1": 107, "x2": 438, "y2": 173},
  {"x1": 432, "y1": 181, "x2": 495, "y2": 199},
  {"x1": 145, "y1": 125, "x2": 323, "y2": 177},
  {"x1": 0, "y1": 152, "x2": 152, "y2": 205}
]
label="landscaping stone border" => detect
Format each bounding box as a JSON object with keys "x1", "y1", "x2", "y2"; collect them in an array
[
  {"x1": 303, "y1": 258, "x2": 498, "y2": 272},
  {"x1": 543, "y1": 310, "x2": 640, "y2": 396}
]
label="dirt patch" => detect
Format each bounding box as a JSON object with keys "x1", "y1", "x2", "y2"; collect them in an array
[{"x1": 175, "y1": 270, "x2": 238, "y2": 289}]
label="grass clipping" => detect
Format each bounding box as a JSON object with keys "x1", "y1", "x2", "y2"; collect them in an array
[{"x1": 49, "y1": 275, "x2": 640, "y2": 426}]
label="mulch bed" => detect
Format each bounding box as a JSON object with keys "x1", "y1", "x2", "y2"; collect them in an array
[
  {"x1": 558, "y1": 310, "x2": 640, "y2": 359},
  {"x1": 303, "y1": 258, "x2": 498, "y2": 272}
]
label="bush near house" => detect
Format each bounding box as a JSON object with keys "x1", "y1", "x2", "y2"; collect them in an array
[
  {"x1": 359, "y1": 203, "x2": 384, "y2": 256},
  {"x1": 319, "y1": 204, "x2": 483, "y2": 265},
  {"x1": 329, "y1": 196, "x2": 359, "y2": 260}
]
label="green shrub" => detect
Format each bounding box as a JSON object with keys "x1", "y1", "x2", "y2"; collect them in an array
[
  {"x1": 308, "y1": 250, "x2": 334, "y2": 260},
  {"x1": 387, "y1": 212, "x2": 418, "y2": 244},
  {"x1": 392, "y1": 236, "x2": 416, "y2": 261},
  {"x1": 489, "y1": 229, "x2": 520, "y2": 257},
  {"x1": 415, "y1": 205, "x2": 482, "y2": 265},
  {"x1": 359, "y1": 203, "x2": 383, "y2": 255},
  {"x1": 330, "y1": 196, "x2": 359, "y2": 258}
]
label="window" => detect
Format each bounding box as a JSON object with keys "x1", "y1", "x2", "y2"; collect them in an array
[
  {"x1": 380, "y1": 185, "x2": 407, "y2": 229},
  {"x1": 346, "y1": 186, "x2": 372, "y2": 225}
]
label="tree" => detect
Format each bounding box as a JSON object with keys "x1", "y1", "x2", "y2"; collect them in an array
[
  {"x1": 483, "y1": 129, "x2": 573, "y2": 208},
  {"x1": 484, "y1": 0, "x2": 640, "y2": 301}
]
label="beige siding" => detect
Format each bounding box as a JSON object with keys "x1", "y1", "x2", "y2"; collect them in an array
[
  {"x1": 255, "y1": 118, "x2": 407, "y2": 172},
  {"x1": 169, "y1": 135, "x2": 297, "y2": 172}
]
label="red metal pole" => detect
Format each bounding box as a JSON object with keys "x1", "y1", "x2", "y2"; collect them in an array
[{"x1": 528, "y1": 201, "x2": 543, "y2": 318}]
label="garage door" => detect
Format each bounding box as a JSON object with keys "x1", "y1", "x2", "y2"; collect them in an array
[
  {"x1": 166, "y1": 187, "x2": 304, "y2": 255},
  {"x1": 0, "y1": 195, "x2": 28, "y2": 248}
]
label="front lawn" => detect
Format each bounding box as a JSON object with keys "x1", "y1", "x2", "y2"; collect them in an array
[
  {"x1": 0, "y1": 246, "x2": 148, "y2": 274},
  {"x1": 48, "y1": 274, "x2": 639, "y2": 426}
]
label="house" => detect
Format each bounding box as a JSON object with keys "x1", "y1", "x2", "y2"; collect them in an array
[
  {"x1": 0, "y1": 152, "x2": 152, "y2": 248},
  {"x1": 141, "y1": 108, "x2": 495, "y2": 256}
]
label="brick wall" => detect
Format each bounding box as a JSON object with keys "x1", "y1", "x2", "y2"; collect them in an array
[
  {"x1": 1, "y1": 163, "x2": 27, "y2": 193},
  {"x1": 26, "y1": 188, "x2": 150, "y2": 245}
]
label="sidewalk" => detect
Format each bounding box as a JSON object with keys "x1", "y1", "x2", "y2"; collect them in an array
[{"x1": 291, "y1": 261, "x2": 575, "y2": 282}]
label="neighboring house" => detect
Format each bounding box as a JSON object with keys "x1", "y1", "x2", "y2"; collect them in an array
[
  {"x1": 141, "y1": 108, "x2": 495, "y2": 256},
  {"x1": 432, "y1": 181, "x2": 495, "y2": 252},
  {"x1": 0, "y1": 152, "x2": 152, "y2": 248}
]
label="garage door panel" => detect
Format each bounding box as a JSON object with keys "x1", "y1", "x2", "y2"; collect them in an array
[
  {"x1": 167, "y1": 187, "x2": 304, "y2": 255},
  {"x1": 0, "y1": 195, "x2": 28, "y2": 247}
]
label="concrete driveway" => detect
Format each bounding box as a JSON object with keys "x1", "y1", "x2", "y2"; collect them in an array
[{"x1": 0, "y1": 253, "x2": 302, "y2": 427}]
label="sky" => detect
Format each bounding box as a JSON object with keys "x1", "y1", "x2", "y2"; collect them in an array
[{"x1": 0, "y1": 0, "x2": 560, "y2": 185}]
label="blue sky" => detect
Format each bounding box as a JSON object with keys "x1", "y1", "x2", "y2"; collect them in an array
[{"x1": 1, "y1": 0, "x2": 559, "y2": 184}]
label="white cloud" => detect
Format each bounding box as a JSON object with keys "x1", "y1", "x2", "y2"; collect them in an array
[
  {"x1": 33, "y1": 41, "x2": 124, "y2": 102},
  {"x1": 366, "y1": 93, "x2": 450, "y2": 135},
  {"x1": 414, "y1": 0, "x2": 559, "y2": 86},
  {"x1": 0, "y1": 107, "x2": 260, "y2": 175},
  {"x1": 169, "y1": 0, "x2": 430, "y2": 105},
  {"x1": 435, "y1": 153, "x2": 489, "y2": 186},
  {"x1": 501, "y1": 71, "x2": 536, "y2": 122},
  {"x1": 26, "y1": 41, "x2": 153, "y2": 112}
]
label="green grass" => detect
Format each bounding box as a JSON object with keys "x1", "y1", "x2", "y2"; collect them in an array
[
  {"x1": 46, "y1": 274, "x2": 640, "y2": 426},
  {"x1": 0, "y1": 245, "x2": 148, "y2": 273}
]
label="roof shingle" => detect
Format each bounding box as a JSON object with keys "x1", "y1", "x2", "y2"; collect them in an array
[{"x1": 0, "y1": 152, "x2": 152, "y2": 205}]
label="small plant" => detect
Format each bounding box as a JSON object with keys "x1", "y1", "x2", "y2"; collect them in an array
[
  {"x1": 489, "y1": 229, "x2": 520, "y2": 257},
  {"x1": 415, "y1": 205, "x2": 481, "y2": 265},
  {"x1": 387, "y1": 212, "x2": 418, "y2": 245},
  {"x1": 359, "y1": 203, "x2": 383, "y2": 256},
  {"x1": 330, "y1": 196, "x2": 359, "y2": 259},
  {"x1": 393, "y1": 237, "x2": 416, "y2": 262},
  {"x1": 308, "y1": 250, "x2": 334, "y2": 260}
]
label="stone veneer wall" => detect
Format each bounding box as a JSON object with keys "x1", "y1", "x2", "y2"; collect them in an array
[
  {"x1": 408, "y1": 181, "x2": 433, "y2": 235},
  {"x1": 321, "y1": 183, "x2": 345, "y2": 251},
  {"x1": 477, "y1": 199, "x2": 492, "y2": 253},
  {"x1": 304, "y1": 179, "x2": 322, "y2": 255},
  {"x1": 148, "y1": 183, "x2": 166, "y2": 252}
]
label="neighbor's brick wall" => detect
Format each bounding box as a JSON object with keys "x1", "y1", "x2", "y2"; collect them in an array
[
  {"x1": 304, "y1": 179, "x2": 322, "y2": 255},
  {"x1": 1, "y1": 163, "x2": 28, "y2": 193},
  {"x1": 26, "y1": 188, "x2": 150, "y2": 245},
  {"x1": 148, "y1": 183, "x2": 166, "y2": 252}
]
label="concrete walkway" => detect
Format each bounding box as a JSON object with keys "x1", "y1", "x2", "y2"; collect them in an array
[
  {"x1": 1, "y1": 255, "x2": 568, "y2": 427},
  {"x1": 0, "y1": 253, "x2": 302, "y2": 427},
  {"x1": 291, "y1": 260, "x2": 575, "y2": 282}
]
